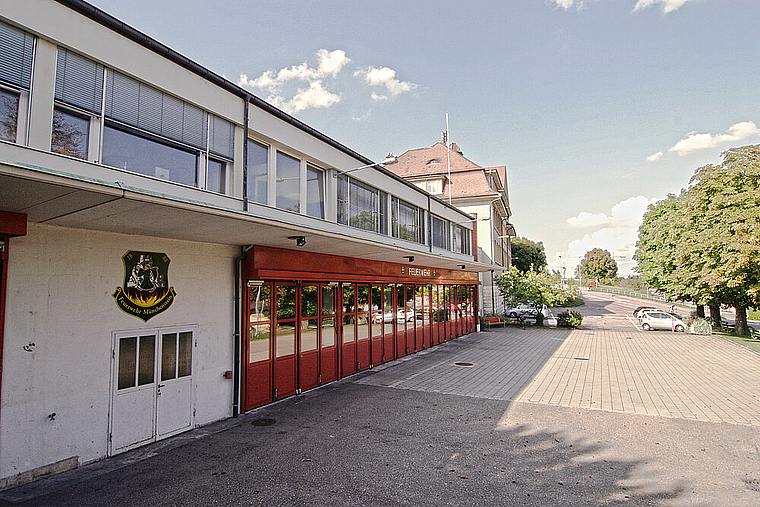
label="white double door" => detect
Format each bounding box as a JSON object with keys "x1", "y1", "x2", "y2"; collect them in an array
[{"x1": 110, "y1": 327, "x2": 195, "y2": 454}]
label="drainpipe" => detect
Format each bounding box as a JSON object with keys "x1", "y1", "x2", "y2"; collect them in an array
[
  {"x1": 233, "y1": 244, "x2": 254, "y2": 417},
  {"x1": 242, "y1": 95, "x2": 250, "y2": 211}
]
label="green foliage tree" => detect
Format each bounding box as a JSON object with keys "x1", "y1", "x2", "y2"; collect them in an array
[
  {"x1": 511, "y1": 237, "x2": 547, "y2": 272},
  {"x1": 495, "y1": 267, "x2": 577, "y2": 324},
  {"x1": 579, "y1": 248, "x2": 618, "y2": 284},
  {"x1": 635, "y1": 145, "x2": 760, "y2": 336}
]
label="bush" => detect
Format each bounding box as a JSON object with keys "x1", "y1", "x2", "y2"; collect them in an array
[
  {"x1": 556, "y1": 296, "x2": 585, "y2": 308},
  {"x1": 557, "y1": 310, "x2": 583, "y2": 328},
  {"x1": 687, "y1": 317, "x2": 713, "y2": 335}
]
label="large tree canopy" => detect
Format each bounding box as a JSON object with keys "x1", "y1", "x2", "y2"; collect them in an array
[
  {"x1": 635, "y1": 144, "x2": 760, "y2": 335},
  {"x1": 580, "y1": 248, "x2": 618, "y2": 283},
  {"x1": 511, "y1": 237, "x2": 547, "y2": 272},
  {"x1": 495, "y1": 267, "x2": 576, "y2": 315}
]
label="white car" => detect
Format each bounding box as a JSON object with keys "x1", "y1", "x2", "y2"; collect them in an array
[
  {"x1": 505, "y1": 304, "x2": 539, "y2": 319},
  {"x1": 639, "y1": 310, "x2": 686, "y2": 332}
]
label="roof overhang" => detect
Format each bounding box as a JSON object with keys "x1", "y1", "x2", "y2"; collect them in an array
[{"x1": 0, "y1": 161, "x2": 498, "y2": 273}]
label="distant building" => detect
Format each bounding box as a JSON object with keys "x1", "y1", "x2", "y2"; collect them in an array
[{"x1": 387, "y1": 141, "x2": 515, "y2": 315}]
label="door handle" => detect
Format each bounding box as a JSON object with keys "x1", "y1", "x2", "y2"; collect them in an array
[{"x1": 157, "y1": 383, "x2": 165, "y2": 396}]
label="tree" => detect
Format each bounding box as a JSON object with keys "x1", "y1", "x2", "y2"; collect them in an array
[
  {"x1": 635, "y1": 144, "x2": 760, "y2": 336},
  {"x1": 495, "y1": 267, "x2": 577, "y2": 323},
  {"x1": 511, "y1": 237, "x2": 547, "y2": 272},
  {"x1": 580, "y1": 248, "x2": 618, "y2": 284}
]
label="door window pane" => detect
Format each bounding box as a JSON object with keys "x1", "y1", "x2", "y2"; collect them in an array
[
  {"x1": 384, "y1": 286, "x2": 393, "y2": 310},
  {"x1": 321, "y1": 317, "x2": 335, "y2": 347},
  {"x1": 0, "y1": 89, "x2": 19, "y2": 142},
  {"x1": 306, "y1": 164, "x2": 324, "y2": 219},
  {"x1": 178, "y1": 331, "x2": 192, "y2": 377},
  {"x1": 276, "y1": 151, "x2": 300, "y2": 212},
  {"x1": 301, "y1": 285, "x2": 319, "y2": 318},
  {"x1": 357, "y1": 286, "x2": 369, "y2": 311},
  {"x1": 276, "y1": 323, "x2": 296, "y2": 357},
  {"x1": 118, "y1": 337, "x2": 137, "y2": 390},
  {"x1": 342, "y1": 315, "x2": 355, "y2": 343},
  {"x1": 422, "y1": 287, "x2": 431, "y2": 325},
  {"x1": 52, "y1": 108, "x2": 89, "y2": 159},
  {"x1": 161, "y1": 333, "x2": 177, "y2": 381},
  {"x1": 249, "y1": 323, "x2": 270, "y2": 362},
  {"x1": 343, "y1": 285, "x2": 355, "y2": 314},
  {"x1": 249, "y1": 285, "x2": 271, "y2": 322},
  {"x1": 102, "y1": 124, "x2": 197, "y2": 186},
  {"x1": 207, "y1": 158, "x2": 225, "y2": 194},
  {"x1": 301, "y1": 319, "x2": 319, "y2": 352},
  {"x1": 322, "y1": 285, "x2": 335, "y2": 315},
  {"x1": 138, "y1": 335, "x2": 155, "y2": 386},
  {"x1": 247, "y1": 139, "x2": 268, "y2": 205},
  {"x1": 277, "y1": 286, "x2": 297, "y2": 320},
  {"x1": 357, "y1": 314, "x2": 369, "y2": 341}
]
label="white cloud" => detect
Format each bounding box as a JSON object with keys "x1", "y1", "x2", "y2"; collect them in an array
[
  {"x1": 356, "y1": 66, "x2": 417, "y2": 97},
  {"x1": 267, "y1": 81, "x2": 340, "y2": 115},
  {"x1": 557, "y1": 196, "x2": 657, "y2": 276},
  {"x1": 552, "y1": 0, "x2": 579, "y2": 9},
  {"x1": 634, "y1": 0, "x2": 692, "y2": 14},
  {"x1": 646, "y1": 151, "x2": 663, "y2": 162},
  {"x1": 668, "y1": 121, "x2": 760, "y2": 156}
]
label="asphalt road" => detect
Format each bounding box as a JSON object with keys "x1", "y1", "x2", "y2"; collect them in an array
[{"x1": 4, "y1": 292, "x2": 760, "y2": 506}]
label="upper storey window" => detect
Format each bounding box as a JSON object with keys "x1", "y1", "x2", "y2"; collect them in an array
[
  {"x1": 0, "y1": 20, "x2": 34, "y2": 143},
  {"x1": 414, "y1": 179, "x2": 443, "y2": 195},
  {"x1": 431, "y1": 215, "x2": 451, "y2": 250},
  {"x1": 391, "y1": 196, "x2": 425, "y2": 244},
  {"x1": 337, "y1": 174, "x2": 387, "y2": 234},
  {"x1": 52, "y1": 48, "x2": 234, "y2": 193}
]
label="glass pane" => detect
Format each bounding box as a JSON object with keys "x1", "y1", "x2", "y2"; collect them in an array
[
  {"x1": 249, "y1": 323, "x2": 270, "y2": 363},
  {"x1": 300, "y1": 319, "x2": 319, "y2": 352},
  {"x1": 118, "y1": 337, "x2": 137, "y2": 390},
  {"x1": 371, "y1": 286, "x2": 382, "y2": 312},
  {"x1": 277, "y1": 286, "x2": 297, "y2": 320},
  {"x1": 321, "y1": 317, "x2": 335, "y2": 347},
  {"x1": 276, "y1": 323, "x2": 296, "y2": 357},
  {"x1": 52, "y1": 108, "x2": 89, "y2": 159},
  {"x1": 161, "y1": 333, "x2": 177, "y2": 381},
  {"x1": 102, "y1": 124, "x2": 197, "y2": 186},
  {"x1": 138, "y1": 335, "x2": 155, "y2": 386},
  {"x1": 423, "y1": 287, "x2": 431, "y2": 325},
  {"x1": 247, "y1": 139, "x2": 268, "y2": 205},
  {"x1": 276, "y1": 151, "x2": 300, "y2": 212},
  {"x1": 249, "y1": 285, "x2": 271, "y2": 323},
  {"x1": 0, "y1": 89, "x2": 19, "y2": 142},
  {"x1": 383, "y1": 286, "x2": 393, "y2": 310},
  {"x1": 405, "y1": 285, "x2": 416, "y2": 322},
  {"x1": 371, "y1": 313, "x2": 383, "y2": 337},
  {"x1": 357, "y1": 314, "x2": 369, "y2": 341},
  {"x1": 343, "y1": 285, "x2": 355, "y2": 314},
  {"x1": 342, "y1": 315, "x2": 355, "y2": 343},
  {"x1": 322, "y1": 285, "x2": 335, "y2": 315},
  {"x1": 357, "y1": 286, "x2": 369, "y2": 311},
  {"x1": 306, "y1": 165, "x2": 324, "y2": 219},
  {"x1": 178, "y1": 332, "x2": 192, "y2": 377},
  {"x1": 207, "y1": 158, "x2": 225, "y2": 194},
  {"x1": 301, "y1": 285, "x2": 319, "y2": 317}
]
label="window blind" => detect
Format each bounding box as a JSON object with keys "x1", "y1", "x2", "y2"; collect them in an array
[
  {"x1": 0, "y1": 20, "x2": 34, "y2": 89},
  {"x1": 55, "y1": 48, "x2": 104, "y2": 114}
]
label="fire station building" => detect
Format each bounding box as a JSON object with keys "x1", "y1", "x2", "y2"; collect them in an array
[{"x1": 0, "y1": 0, "x2": 495, "y2": 489}]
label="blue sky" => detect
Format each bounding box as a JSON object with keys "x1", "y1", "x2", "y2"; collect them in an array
[{"x1": 88, "y1": 0, "x2": 760, "y2": 276}]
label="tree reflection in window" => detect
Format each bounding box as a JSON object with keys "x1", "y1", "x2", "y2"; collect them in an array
[
  {"x1": 0, "y1": 89, "x2": 19, "y2": 142},
  {"x1": 52, "y1": 108, "x2": 89, "y2": 159}
]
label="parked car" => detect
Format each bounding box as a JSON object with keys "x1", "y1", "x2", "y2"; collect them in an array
[
  {"x1": 505, "y1": 304, "x2": 539, "y2": 319},
  {"x1": 633, "y1": 306, "x2": 656, "y2": 318},
  {"x1": 638, "y1": 310, "x2": 686, "y2": 332}
]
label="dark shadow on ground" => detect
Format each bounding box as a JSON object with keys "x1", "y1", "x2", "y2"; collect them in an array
[{"x1": 4, "y1": 383, "x2": 684, "y2": 507}]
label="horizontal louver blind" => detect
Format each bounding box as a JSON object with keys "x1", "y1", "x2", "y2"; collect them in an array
[
  {"x1": 0, "y1": 20, "x2": 34, "y2": 89},
  {"x1": 105, "y1": 69, "x2": 211, "y2": 151},
  {"x1": 55, "y1": 48, "x2": 104, "y2": 114},
  {"x1": 209, "y1": 114, "x2": 234, "y2": 159}
]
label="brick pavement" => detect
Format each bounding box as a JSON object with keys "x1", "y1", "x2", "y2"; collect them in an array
[{"x1": 357, "y1": 322, "x2": 760, "y2": 426}]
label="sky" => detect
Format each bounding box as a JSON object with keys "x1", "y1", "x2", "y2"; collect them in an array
[{"x1": 87, "y1": 0, "x2": 760, "y2": 276}]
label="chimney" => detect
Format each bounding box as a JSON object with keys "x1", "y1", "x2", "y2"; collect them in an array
[{"x1": 449, "y1": 142, "x2": 462, "y2": 155}]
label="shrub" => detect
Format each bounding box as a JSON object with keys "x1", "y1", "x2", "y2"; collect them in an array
[
  {"x1": 557, "y1": 310, "x2": 583, "y2": 328},
  {"x1": 687, "y1": 317, "x2": 713, "y2": 335},
  {"x1": 556, "y1": 296, "x2": 585, "y2": 308}
]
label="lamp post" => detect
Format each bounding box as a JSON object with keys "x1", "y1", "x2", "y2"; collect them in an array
[{"x1": 333, "y1": 153, "x2": 398, "y2": 177}]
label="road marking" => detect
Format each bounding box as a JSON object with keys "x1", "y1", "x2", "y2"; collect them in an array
[{"x1": 626, "y1": 315, "x2": 642, "y2": 330}]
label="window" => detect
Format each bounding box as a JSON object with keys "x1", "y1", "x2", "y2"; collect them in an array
[
  {"x1": 414, "y1": 179, "x2": 443, "y2": 195},
  {"x1": 306, "y1": 164, "x2": 325, "y2": 219},
  {"x1": 247, "y1": 139, "x2": 268, "y2": 205},
  {"x1": 391, "y1": 196, "x2": 425, "y2": 243},
  {"x1": 0, "y1": 20, "x2": 34, "y2": 143},
  {"x1": 102, "y1": 124, "x2": 197, "y2": 186},
  {"x1": 431, "y1": 215, "x2": 451, "y2": 250},
  {"x1": 453, "y1": 224, "x2": 471, "y2": 255},
  {"x1": 276, "y1": 151, "x2": 300, "y2": 212},
  {"x1": 51, "y1": 108, "x2": 89, "y2": 159},
  {"x1": 337, "y1": 175, "x2": 387, "y2": 234},
  {"x1": 0, "y1": 88, "x2": 19, "y2": 142},
  {"x1": 206, "y1": 158, "x2": 226, "y2": 194}
]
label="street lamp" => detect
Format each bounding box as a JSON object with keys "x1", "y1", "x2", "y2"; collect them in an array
[{"x1": 333, "y1": 153, "x2": 398, "y2": 177}]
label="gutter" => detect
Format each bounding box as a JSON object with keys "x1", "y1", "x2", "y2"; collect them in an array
[{"x1": 232, "y1": 244, "x2": 253, "y2": 417}]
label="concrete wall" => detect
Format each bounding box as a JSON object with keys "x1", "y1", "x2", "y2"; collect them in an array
[{"x1": 0, "y1": 223, "x2": 237, "y2": 480}]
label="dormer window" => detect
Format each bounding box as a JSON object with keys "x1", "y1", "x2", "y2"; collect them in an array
[{"x1": 426, "y1": 159, "x2": 440, "y2": 165}]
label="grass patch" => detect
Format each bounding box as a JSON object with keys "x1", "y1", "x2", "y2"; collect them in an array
[{"x1": 716, "y1": 332, "x2": 760, "y2": 355}]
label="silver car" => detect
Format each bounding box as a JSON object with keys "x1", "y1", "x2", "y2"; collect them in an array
[{"x1": 639, "y1": 310, "x2": 686, "y2": 332}]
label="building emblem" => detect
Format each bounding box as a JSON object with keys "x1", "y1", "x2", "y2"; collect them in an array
[{"x1": 113, "y1": 251, "x2": 176, "y2": 321}]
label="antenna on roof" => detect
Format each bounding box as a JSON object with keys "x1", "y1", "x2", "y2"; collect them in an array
[{"x1": 446, "y1": 113, "x2": 452, "y2": 205}]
